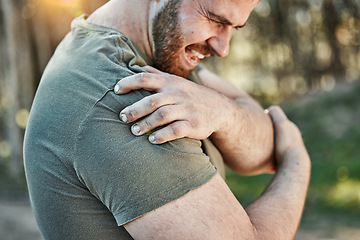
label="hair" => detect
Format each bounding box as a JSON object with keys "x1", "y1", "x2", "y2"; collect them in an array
[{"x1": 152, "y1": 0, "x2": 184, "y2": 74}]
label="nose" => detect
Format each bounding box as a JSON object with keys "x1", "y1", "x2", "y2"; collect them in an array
[{"x1": 207, "y1": 26, "x2": 233, "y2": 58}]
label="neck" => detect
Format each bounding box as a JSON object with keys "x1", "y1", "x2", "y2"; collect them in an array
[{"x1": 87, "y1": 0, "x2": 154, "y2": 59}]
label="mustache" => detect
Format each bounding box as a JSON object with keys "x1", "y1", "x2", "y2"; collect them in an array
[{"x1": 188, "y1": 44, "x2": 216, "y2": 57}]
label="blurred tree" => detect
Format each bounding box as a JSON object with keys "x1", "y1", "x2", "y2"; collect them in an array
[
  {"x1": 323, "y1": 0, "x2": 345, "y2": 78},
  {"x1": 0, "y1": 0, "x2": 35, "y2": 174},
  {"x1": 0, "y1": 0, "x2": 107, "y2": 176},
  {"x1": 205, "y1": 0, "x2": 360, "y2": 103}
]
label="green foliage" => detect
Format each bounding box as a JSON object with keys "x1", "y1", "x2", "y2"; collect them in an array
[
  {"x1": 226, "y1": 171, "x2": 273, "y2": 207},
  {"x1": 226, "y1": 79, "x2": 360, "y2": 213}
]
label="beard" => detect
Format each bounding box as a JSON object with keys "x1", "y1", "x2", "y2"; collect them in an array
[{"x1": 152, "y1": 0, "x2": 192, "y2": 78}]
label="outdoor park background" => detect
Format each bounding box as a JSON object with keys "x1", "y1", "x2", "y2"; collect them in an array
[{"x1": 0, "y1": 0, "x2": 359, "y2": 239}]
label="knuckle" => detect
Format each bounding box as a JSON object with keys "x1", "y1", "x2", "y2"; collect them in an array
[
  {"x1": 178, "y1": 90, "x2": 189, "y2": 99},
  {"x1": 144, "y1": 119, "x2": 153, "y2": 129},
  {"x1": 127, "y1": 110, "x2": 137, "y2": 121},
  {"x1": 149, "y1": 96, "x2": 159, "y2": 109},
  {"x1": 170, "y1": 124, "x2": 181, "y2": 137},
  {"x1": 156, "y1": 108, "x2": 168, "y2": 121},
  {"x1": 139, "y1": 73, "x2": 148, "y2": 84}
]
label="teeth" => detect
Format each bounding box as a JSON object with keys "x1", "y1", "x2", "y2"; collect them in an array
[{"x1": 191, "y1": 49, "x2": 205, "y2": 60}]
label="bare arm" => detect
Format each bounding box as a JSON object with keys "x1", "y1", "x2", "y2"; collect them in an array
[
  {"x1": 124, "y1": 106, "x2": 311, "y2": 239},
  {"x1": 246, "y1": 106, "x2": 311, "y2": 238},
  {"x1": 115, "y1": 67, "x2": 274, "y2": 175},
  {"x1": 198, "y1": 69, "x2": 275, "y2": 175}
]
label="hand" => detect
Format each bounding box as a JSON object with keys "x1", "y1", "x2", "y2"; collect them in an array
[
  {"x1": 114, "y1": 66, "x2": 225, "y2": 144},
  {"x1": 267, "y1": 106, "x2": 308, "y2": 166}
]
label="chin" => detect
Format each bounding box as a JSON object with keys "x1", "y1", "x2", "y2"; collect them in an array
[
  {"x1": 154, "y1": 51, "x2": 196, "y2": 78},
  {"x1": 168, "y1": 67, "x2": 193, "y2": 79},
  {"x1": 170, "y1": 57, "x2": 197, "y2": 78},
  {"x1": 156, "y1": 60, "x2": 194, "y2": 78}
]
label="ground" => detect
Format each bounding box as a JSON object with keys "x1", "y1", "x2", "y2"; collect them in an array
[{"x1": 0, "y1": 199, "x2": 42, "y2": 240}]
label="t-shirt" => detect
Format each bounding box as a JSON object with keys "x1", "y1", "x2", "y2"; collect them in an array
[{"x1": 24, "y1": 15, "x2": 224, "y2": 239}]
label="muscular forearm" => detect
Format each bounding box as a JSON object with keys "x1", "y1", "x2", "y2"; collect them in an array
[
  {"x1": 197, "y1": 69, "x2": 275, "y2": 175},
  {"x1": 210, "y1": 94, "x2": 275, "y2": 175},
  {"x1": 246, "y1": 145, "x2": 311, "y2": 239}
]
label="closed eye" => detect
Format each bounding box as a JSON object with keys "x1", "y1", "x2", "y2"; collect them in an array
[
  {"x1": 209, "y1": 18, "x2": 226, "y2": 28},
  {"x1": 234, "y1": 23, "x2": 246, "y2": 30},
  {"x1": 207, "y1": 11, "x2": 232, "y2": 28},
  {"x1": 202, "y1": 9, "x2": 246, "y2": 30}
]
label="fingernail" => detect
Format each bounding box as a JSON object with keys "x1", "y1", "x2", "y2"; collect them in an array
[
  {"x1": 114, "y1": 84, "x2": 120, "y2": 94},
  {"x1": 132, "y1": 124, "x2": 141, "y2": 135},
  {"x1": 149, "y1": 134, "x2": 156, "y2": 143},
  {"x1": 120, "y1": 113, "x2": 127, "y2": 122}
]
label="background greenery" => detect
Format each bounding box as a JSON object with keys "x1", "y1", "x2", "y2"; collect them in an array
[
  {"x1": 1, "y1": 0, "x2": 359, "y2": 239},
  {"x1": 226, "y1": 79, "x2": 360, "y2": 238}
]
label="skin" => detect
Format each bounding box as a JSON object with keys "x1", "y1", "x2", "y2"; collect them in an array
[
  {"x1": 110, "y1": 0, "x2": 275, "y2": 174},
  {"x1": 125, "y1": 106, "x2": 311, "y2": 239},
  {"x1": 116, "y1": 66, "x2": 275, "y2": 174},
  {"x1": 87, "y1": 0, "x2": 311, "y2": 238}
]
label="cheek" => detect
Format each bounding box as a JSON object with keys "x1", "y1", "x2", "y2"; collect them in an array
[
  {"x1": 179, "y1": 12, "x2": 215, "y2": 43},
  {"x1": 182, "y1": 24, "x2": 214, "y2": 45}
]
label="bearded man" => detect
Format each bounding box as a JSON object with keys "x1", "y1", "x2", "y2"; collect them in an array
[{"x1": 24, "y1": 0, "x2": 310, "y2": 239}]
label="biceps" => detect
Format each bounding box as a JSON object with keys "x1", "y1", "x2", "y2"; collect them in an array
[{"x1": 124, "y1": 174, "x2": 255, "y2": 239}]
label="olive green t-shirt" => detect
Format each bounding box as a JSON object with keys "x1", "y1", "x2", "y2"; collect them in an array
[{"x1": 24, "y1": 15, "x2": 224, "y2": 239}]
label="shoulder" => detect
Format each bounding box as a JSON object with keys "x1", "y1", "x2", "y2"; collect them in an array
[{"x1": 73, "y1": 90, "x2": 217, "y2": 226}]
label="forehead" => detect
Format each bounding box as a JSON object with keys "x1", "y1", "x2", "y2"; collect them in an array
[{"x1": 178, "y1": 0, "x2": 259, "y2": 26}]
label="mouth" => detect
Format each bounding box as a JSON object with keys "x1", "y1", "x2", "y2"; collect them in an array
[
  {"x1": 184, "y1": 46, "x2": 211, "y2": 68},
  {"x1": 191, "y1": 49, "x2": 205, "y2": 60}
]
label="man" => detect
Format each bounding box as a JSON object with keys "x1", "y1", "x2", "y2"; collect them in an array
[{"x1": 24, "y1": 0, "x2": 310, "y2": 239}]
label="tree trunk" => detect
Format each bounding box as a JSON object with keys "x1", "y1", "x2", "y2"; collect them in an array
[{"x1": 0, "y1": 0, "x2": 35, "y2": 175}]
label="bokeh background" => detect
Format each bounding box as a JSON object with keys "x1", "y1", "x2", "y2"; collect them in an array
[{"x1": 0, "y1": 0, "x2": 359, "y2": 239}]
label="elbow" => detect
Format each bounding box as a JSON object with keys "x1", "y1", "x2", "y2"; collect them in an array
[{"x1": 224, "y1": 155, "x2": 276, "y2": 176}]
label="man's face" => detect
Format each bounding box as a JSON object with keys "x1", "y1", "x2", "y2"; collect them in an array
[{"x1": 151, "y1": 0, "x2": 259, "y2": 78}]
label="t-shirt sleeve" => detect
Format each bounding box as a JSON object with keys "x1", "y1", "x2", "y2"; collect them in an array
[{"x1": 74, "y1": 88, "x2": 217, "y2": 226}]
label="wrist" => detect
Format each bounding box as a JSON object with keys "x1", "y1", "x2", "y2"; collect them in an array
[
  {"x1": 212, "y1": 93, "x2": 237, "y2": 135},
  {"x1": 277, "y1": 146, "x2": 311, "y2": 174}
]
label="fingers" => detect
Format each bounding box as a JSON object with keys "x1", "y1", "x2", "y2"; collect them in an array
[
  {"x1": 120, "y1": 93, "x2": 176, "y2": 123},
  {"x1": 127, "y1": 105, "x2": 183, "y2": 137},
  {"x1": 148, "y1": 121, "x2": 192, "y2": 144},
  {"x1": 267, "y1": 105, "x2": 298, "y2": 138},
  {"x1": 113, "y1": 69, "x2": 203, "y2": 144},
  {"x1": 267, "y1": 106, "x2": 288, "y2": 125},
  {"x1": 267, "y1": 106, "x2": 300, "y2": 136},
  {"x1": 266, "y1": 105, "x2": 306, "y2": 162},
  {"x1": 114, "y1": 72, "x2": 167, "y2": 94}
]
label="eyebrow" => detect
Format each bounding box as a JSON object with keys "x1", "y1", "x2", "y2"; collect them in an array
[{"x1": 207, "y1": 11, "x2": 246, "y2": 29}]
